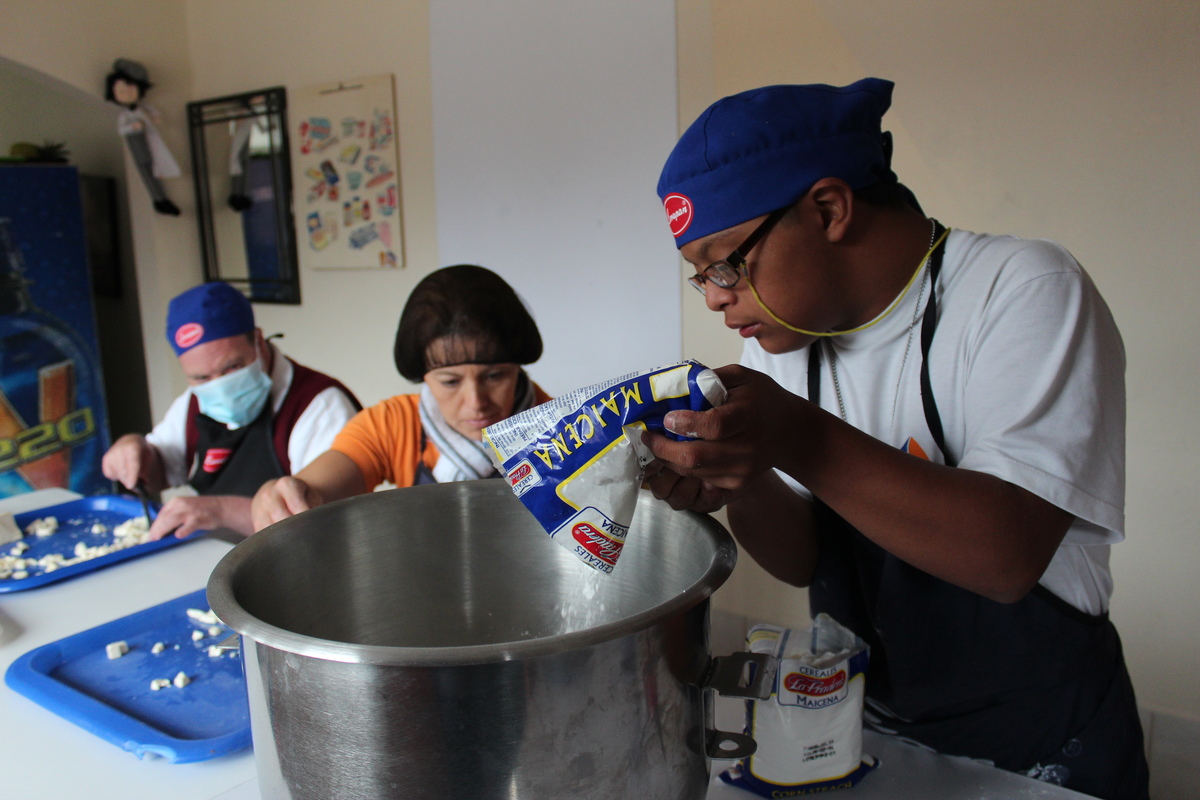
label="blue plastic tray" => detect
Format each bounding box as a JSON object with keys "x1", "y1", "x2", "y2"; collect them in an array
[
  {"x1": 0, "y1": 495, "x2": 198, "y2": 593},
  {"x1": 5, "y1": 587, "x2": 251, "y2": 763}
]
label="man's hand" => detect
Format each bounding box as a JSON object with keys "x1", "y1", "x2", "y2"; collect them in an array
[
  {"x1": 641, "y1": 461, "x2": 729, "y2": 513},
  {"x1": 147, "y1": 495, "x2": 253, "y2": 540},
  {"x1": 251, "y1": 476, "x2": 319, "y2": 532},
  {"x1": 102, "y1": 434, "x2": 163, "y2": 493},
  {"x1": 642, "y1": 365, "x2": 806, "y2": 497}
]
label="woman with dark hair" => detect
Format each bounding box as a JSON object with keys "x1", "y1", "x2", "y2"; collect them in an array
[{"x1": 251, "y1": 265, "x2": 547, "y2": 530}]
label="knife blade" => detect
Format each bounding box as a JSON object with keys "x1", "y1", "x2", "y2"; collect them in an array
[{"x1": 134, "y1": 480, "x2": 154, "y2": 522}]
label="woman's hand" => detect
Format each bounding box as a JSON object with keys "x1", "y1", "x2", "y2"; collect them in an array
[
  {"x1": 251, "y1": 476, "x2": 318, "y2": 532},
  {"x1": 250, "y1": 450, "x2": 366, "y2": 532}
]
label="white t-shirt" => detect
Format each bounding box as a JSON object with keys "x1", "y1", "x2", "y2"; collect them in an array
[
  {"x1": 146, "y1": 342, "x2": 359, "y2": 489},
  {"x1": 742, "y1": 228, "x2": 1126, "y2": 615}
]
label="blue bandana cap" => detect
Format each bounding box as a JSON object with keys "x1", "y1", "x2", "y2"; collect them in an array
[
  {"x1": 166, "y1": 282, "x2": 255, "y2": 356},
  {"x1": 656, "y1": 77, "x2": 898, "y2": 248}
]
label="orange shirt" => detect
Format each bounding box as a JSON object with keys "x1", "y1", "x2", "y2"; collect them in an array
[{"x1": 332, "y1": 385, "x2": 551, "y2": 490}]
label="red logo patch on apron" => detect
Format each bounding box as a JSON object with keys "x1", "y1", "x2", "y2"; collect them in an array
[
  {"x1": 663, "y1": 193, "x2": 693, "y2": 238},
  {"x1": 175, "y1": 322, "x2": 205, "y2": 350},
  {"x1": 202, "y1": 448, "x2": 232, "y2": 473}
]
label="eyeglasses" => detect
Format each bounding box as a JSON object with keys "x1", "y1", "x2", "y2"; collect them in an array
[{"x1": 687, "y1": 207, "x2": 789, "y2": 295}]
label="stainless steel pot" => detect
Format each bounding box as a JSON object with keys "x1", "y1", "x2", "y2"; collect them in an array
[{"x1": 207, "y1": 480, "x2": 773, "y2": 800}]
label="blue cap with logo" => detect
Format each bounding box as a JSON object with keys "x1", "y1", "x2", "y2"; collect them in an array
[
  {"x1": 656, "y1": 77, "x2": 898, "y2": 248},
  {"x1": 166, "y1": 282, "x2": 255, "y2": 356}
]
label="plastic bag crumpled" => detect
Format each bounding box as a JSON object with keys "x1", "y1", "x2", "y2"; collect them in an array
[
  {"x1": 720, "y1": 614, "x2": 877, "y2": 795},
  {"x1": 483, "y1": 360, "x2": 725, "y2": 573}
]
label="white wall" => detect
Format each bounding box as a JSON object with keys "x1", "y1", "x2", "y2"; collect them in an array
[
  {"x1": 679, "y1": 0, "x2": 1200, "y2": 721},
  {"x1": 429, "y1": 0, "x2": 681, "y2": 395}
]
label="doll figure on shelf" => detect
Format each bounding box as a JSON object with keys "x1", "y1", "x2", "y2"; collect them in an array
[{"x1": 104, "y1": 58, "x2": 182, "y2": 216}]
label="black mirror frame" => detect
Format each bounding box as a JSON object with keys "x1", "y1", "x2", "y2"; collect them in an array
[{"x1": 186, "y1": 87, "x2": 300, "y2": 304}]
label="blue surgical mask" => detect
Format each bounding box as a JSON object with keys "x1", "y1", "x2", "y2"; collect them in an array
[{"x1": 191, "y1": 357, "x2": 273, "y2": 428}]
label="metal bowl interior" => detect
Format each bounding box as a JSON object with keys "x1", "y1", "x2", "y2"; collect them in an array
[{"x1": 208, "y1": 480, "x2": 736, "y2": 666}]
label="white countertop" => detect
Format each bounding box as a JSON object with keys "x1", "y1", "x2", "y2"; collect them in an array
[
  {"x1": 1, "y1": 489, "x2": 1092, "y2": 800},
  {"x1": 0, "y1": 489, "x2": 257, "y2": 800},
  {"x1": 704, "y1": 707, "x2": 1093, "y2": 800}
]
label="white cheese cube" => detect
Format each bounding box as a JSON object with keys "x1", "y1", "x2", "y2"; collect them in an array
[
  {"x1": 26, "y1": 517, "x2": 58, "y2": 537},
  {"x1": 106, "y1": 641, "x2": 130, "y2": 660},
  {"x1": 173, "y1": 671, "x2": 190, "y2": 688},
  {"x1": 186, "y1": 608, "x2": 221, "y2": 625}
]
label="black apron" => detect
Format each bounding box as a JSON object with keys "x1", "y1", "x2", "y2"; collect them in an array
[
  {"x1": 805, "y1": 220, "x2": 1149, "y2": 800},
  {"x1": 188, "y1": 406, "x2": 286, "y2": 497}
]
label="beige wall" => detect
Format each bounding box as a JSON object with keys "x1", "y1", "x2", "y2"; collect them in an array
[
  {"x1": 182, "y1": 0, "x2": 438, "y2": 410},
  {"x1": 0, "y1": 57, "x2": 152, "y2": 439},
  {"x1": 1, "y1": 0, "x2": 438, "y2": 414},
  {"x1": 0, "y1": 0, "x2": 198, "y2": 421},
  {"x1": 679, "y1": 0, "x2": 1200, "y2": 720}
]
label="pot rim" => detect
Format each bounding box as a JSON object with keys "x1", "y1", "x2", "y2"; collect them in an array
[{"x1": 206, "y1": 486, "x2": 737, "y2": 667}]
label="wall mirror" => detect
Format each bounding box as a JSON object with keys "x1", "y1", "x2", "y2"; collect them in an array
[{"x1": 187, "y1": 87, "x2": 299, "y2": 303}]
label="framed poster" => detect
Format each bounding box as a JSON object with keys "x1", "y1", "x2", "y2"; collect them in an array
[{"x1": 290, "y1": 74, "x2": 404, "y2": 269}]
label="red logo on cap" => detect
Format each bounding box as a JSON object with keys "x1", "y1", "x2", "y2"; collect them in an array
[
  {"x1": 202, "y1": 448, "x2": 232, "y2": 473},
  {"x1": 175, "y1": 322, "x2": 204, "y2": 350},
  {"x1": 663, "y1": 194, "x2": 693, "y2": 238}
]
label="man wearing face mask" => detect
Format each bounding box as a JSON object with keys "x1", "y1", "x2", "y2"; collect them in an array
[{"x1": 102, "y1": 282, "x2": 361, "y2": 540}]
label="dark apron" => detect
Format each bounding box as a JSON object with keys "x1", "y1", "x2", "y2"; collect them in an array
[
  {"x1": 805, "y1": 220, "x2": 1149, "y2": 800},
  {"x1": 188, "y1": 407, "x2": 286, "y2": 497},
  {"x1": 414, "y1": 461, "x2": 436, "y2": 485}
]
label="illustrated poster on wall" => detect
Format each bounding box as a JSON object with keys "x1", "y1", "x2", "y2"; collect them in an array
[{"x1": 290, "y1": 74, "x2": 404, "y2": 269}]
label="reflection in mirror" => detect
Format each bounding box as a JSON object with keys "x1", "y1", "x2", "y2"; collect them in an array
[{"x1": 187, "y1": 87, "x2": 299, "y2": 304}]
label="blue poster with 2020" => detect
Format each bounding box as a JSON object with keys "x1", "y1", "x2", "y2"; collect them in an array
[{"x1": 0, "y1": 164, "x2": 112, "y2": 497}]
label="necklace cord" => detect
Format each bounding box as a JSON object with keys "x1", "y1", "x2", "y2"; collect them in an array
[{"x1": 747, "y1": 224, "x2": 952, "y2": 337}]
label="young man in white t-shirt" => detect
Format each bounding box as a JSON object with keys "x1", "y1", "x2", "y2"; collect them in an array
[{"x1": 643, "y1": 78, "x2": 1148, "y2": 800}]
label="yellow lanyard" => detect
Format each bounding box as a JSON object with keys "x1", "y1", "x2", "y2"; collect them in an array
[{"x1": 747, "y1": 225, "x2": 951, "y2": 337}]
